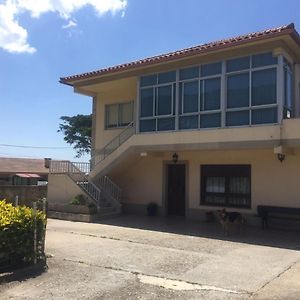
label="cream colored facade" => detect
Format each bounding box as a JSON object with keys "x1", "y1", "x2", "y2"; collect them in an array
[{"x1": 49, "y1": 25, "x2": 300, "y2": 219}]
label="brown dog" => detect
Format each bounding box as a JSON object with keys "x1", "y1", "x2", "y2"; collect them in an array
[{"x1": 217, "y1": 208, "x2": 245, "y2": 235}]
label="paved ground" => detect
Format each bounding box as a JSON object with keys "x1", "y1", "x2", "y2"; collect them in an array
[{"x1": 1, "y1": 216, "x2": 300, "y2": 299}]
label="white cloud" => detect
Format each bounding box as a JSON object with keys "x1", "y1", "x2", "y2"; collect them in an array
[
  {"x1": 62, "y1": 19, "x2": 77, "y2": 29},
  {"x1": 0, "y1": 0, "x2": 127, "y2": 54}
]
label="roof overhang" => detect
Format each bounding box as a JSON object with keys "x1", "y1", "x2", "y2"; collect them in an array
[{"x1": 60, "y1": 23, "x2": 300, "y2": 89}]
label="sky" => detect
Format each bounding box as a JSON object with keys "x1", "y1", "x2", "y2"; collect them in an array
[{"x1": 0, "y1": 0, "x2": 298, "y2": 162}]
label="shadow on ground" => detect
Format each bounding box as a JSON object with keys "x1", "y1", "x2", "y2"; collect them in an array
[{"x1": 95, "y1": 214, "x2": 300, "y2": 251}]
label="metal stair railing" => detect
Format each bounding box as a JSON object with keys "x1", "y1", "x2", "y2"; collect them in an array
[
  {"x1": 50, "y1": 160, "x2": 102, "y2": 207},
  {"x1": 98, "y1": 175, "x2": 122, "y2": 203},
  {"x1": 50, "y1": 160, "x2": 122, "y2": 211},
  {"x1": 92, "y1": 121, "x2": 135, "y2": 169}
]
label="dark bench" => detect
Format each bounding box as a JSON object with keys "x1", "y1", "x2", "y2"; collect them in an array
[{"x1": 257, "y1": 205, "x2": 300, "y2": 229}]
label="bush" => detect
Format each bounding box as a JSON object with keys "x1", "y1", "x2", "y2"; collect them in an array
[
  {"x1": 69, "y1": 194, "x2": 87, "y2": 205},
  {"x1": 0, "y1": 199, "x2": 47, "y2": 269}
]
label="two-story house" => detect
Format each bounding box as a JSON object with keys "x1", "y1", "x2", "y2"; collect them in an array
[{"x1": 48, "y1": 24, "x2": 300, "y2": 222}]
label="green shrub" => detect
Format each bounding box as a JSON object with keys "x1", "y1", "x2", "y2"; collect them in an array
[
  {"x1": 0, "y1": 199, "x2": 47, "y2": 268},
  {"x1": 69, "y1": 194, "x2": 87, "y2": 205}
]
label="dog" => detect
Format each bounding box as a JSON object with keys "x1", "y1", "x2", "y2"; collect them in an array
[{"x1": 217, "y1": 208, "x2": 246, "y2": 235}]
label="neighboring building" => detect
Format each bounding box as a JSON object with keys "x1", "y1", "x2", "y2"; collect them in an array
[
  {"x1": 0, "y1": 157, "x2": 49, "y2": 186},
  {"x1": 48, "y1": 24, "x2": 300, "y2": 221}
]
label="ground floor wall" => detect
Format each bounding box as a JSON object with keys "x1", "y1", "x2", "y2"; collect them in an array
[
  {"x1": 47, "y1": 174, "x2": 83, "y2": 205},
  {"x1": 109, "y1": 148, "x2": 300, "y2": 219}
]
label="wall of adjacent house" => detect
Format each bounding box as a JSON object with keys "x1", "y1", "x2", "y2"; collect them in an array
[
  {"x1": 111, "y1": 148, "x2": 300, "y2": 217},
  {"x1": 0, "y1": 185, "x2": 47, "y2": 206},
  {"x1": 47, "y1": 174, "x2": 83, "y2": 205}
]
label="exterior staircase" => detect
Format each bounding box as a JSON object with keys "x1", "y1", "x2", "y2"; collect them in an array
[
  {"x1": 49, "y1": 122, "x2": 136, "y2": 219},
  {"x1": 49, "y1": 160, "x2": 122, "y2": 218}
]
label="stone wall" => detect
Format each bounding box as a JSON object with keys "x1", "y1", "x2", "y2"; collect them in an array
[{"x1": 0, "y1": 185, "x2": 47, "y2": 207}]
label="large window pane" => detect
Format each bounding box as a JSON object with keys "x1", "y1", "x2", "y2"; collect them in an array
[
  {"x1": 203, "y1": 78, "x2": 221, "y2": 110},
  {"x1": 252, "y1": 68, "x2": 276, "y2": 106},
  {"x1": 140, "y1": 88, "x2": 154, "y2": 117},
  {"x1": 157, "y1": 117, "x2": 175, "y2": 131},
  {"x1": 227, "y1": 73, "x2": 249, "y2": 108},
  {"x1": 179, "y1": 115, "x2": 198, "y2": 129},
  {"x1": 226, "y1": 56, "x2": 250, "y2": 72},
  {"x1": 201, "y1": 62, "x2": 222, "y2": 77},
  {"x1": 200, "y1": 113, "x2": 221, "y2": 128},
  {"x1": 251, "y1": 107, "x2": 277, "y2": 124},
  {"x1": 252, "y1": 52, "x2": 277, "y2": 68},
  {"x1": 183, "y1": 81, "x2": 199, "y2": 113},
  {"x1": 140, "y1": 119, "x2": 156, "y2": 132},
  {"x1": 157, "y1": 85, "x2": 172, "y2": 115},
  {"x1": 179, "y1": 66, "x2": 199, "y2": 80},
  {"x1": 226, "y1": 110, "x2": 249, "y2": 126},
  {"x1": 158, "y1": 71, "x2": 176, "y2": 84},
  {"x1": 106, "y1": 104, "x2": 118, "y2": 128},
  {"x1": 140, "y1": 74, "x2": 157, "y2": 87},
  {"x1": 119, "y1": 103, "x2": 133, "y2": 126}
]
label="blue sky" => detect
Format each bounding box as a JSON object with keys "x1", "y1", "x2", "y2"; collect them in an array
[{"x1": 0, "y1": 0, "x2": 298, "y2": 161}]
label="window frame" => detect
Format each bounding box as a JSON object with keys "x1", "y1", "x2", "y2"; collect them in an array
[
  {"x1": 138, "y1": 51, "x2": 285, "y2": 133},
  {"x1": 225, "y1": 54, "x2": 278, "y2": 127},
  {"x1": 105, "y1": 101, "x2": 134, "y2": 129},
  {"x1": 200, "y1": 164, "x2": 251, "y2": 209}
]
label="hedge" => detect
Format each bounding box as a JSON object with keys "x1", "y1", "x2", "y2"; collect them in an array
[{"x1": 0, "y1": 199, "x2": 47, "y2": 269}]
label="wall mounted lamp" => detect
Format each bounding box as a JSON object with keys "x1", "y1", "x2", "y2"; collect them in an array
[{"x1": 172, "y1": 152, "x2": 178, "y2": 164}]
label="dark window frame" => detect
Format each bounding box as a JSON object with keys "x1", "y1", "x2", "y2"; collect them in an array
[{"x1": 200, "y1": 165, "x2": 251, "y2": 209}]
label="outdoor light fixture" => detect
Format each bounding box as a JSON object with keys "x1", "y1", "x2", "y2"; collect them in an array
[
  {"x1": 172, "y1": 152, "x2": 178, "y2": 164},
  {"x1": 277, "y1": 153, "x2": 285, "y2": 163}
]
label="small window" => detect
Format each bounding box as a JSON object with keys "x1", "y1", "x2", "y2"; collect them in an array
[
  {"x1": 140, "y1": 74, "x2": 157, "y2": 87},
  {"x1": 252, "y1": 52, "x2": 277, "y2": 68},
  {"x1": 158, "y1": 71, "x2": 176, "y2": 84},
  {"x1": 201, "y1": 165, "x2": 251, "y2": 208},
  {"x1": 226, "y1": 110, "x2": 249, "y2": 127},
  {"x1": 226, "y1": 56, "x2": 250, "y2": 72},
  {"x1": 140, "y1": 89, "x2": 154, "y2": 117},
  {"x1": 227, "y1": 73, "x2": 249, "y2": 108},
  {"x1": 179, "y1": 66, "x2": 199, "y2": 80},
  {"x1": 202, "y1": 78, "x2": 221, "y2": 111},
  {"x1": 251, "y1": 69, "x2": 276, "y2": 106},
  {"x1": 182, "y1": 81, "x2": 199, "y2": 113},
  {"x1": 251, "y1": 107, "x2": 277, "y2": 124},
  {"x1": 105, "y1": 102, "x2": 133, "y2": 129},
  {"x1": 179, "y1": 115, "x2": 198, "y2": 129},
  {"x1": 106, "y1": 104, "x2": 118, "y2": 128},
  {"x1": 157, "y1": 117, "x2": 175, "y2": 131},
  {"x1": 140, "y1": 119, "x2": 156, "y2": 132},
  {"x1": 201, "y1": 62, "x2": 222, "y2": 77},
  {"x1": 200, "y1": 113, "x2": 221, "y2": 128},
  {"x1": 157, "y1": 85, "x2": 173, "y2": 115}
]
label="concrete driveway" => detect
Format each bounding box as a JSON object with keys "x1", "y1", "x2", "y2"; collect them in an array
[{"x1": 1, "y1": 216, "x2": 300, "y2": 299}]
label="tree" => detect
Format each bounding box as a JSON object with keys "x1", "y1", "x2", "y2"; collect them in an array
[{"x1": 58, "y1": 114, "x2": 92, "y2": 158}]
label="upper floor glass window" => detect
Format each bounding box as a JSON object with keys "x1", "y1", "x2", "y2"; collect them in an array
[
  {"x1": 139, "y1": 52, "x2": 281, "y2": 133},
  {"x1": 225, "y1": 52, "x2": 278, "y2": 127}
]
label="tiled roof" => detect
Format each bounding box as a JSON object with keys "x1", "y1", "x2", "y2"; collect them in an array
[
  {"x1": 60, "y1": 23, "x2": 299, "y2": 84},
  {"x1": 0, "y1": 157, "x2": 49, "y2": 174}
]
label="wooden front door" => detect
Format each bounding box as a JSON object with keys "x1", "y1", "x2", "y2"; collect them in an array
[{"x1": 167, "y1": 164, "x2": 186, "y2": 216}]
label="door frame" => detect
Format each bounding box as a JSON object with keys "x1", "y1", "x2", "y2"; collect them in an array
[{"x1": 162, "y1": 160, "x2": 189, "y2": 217}]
